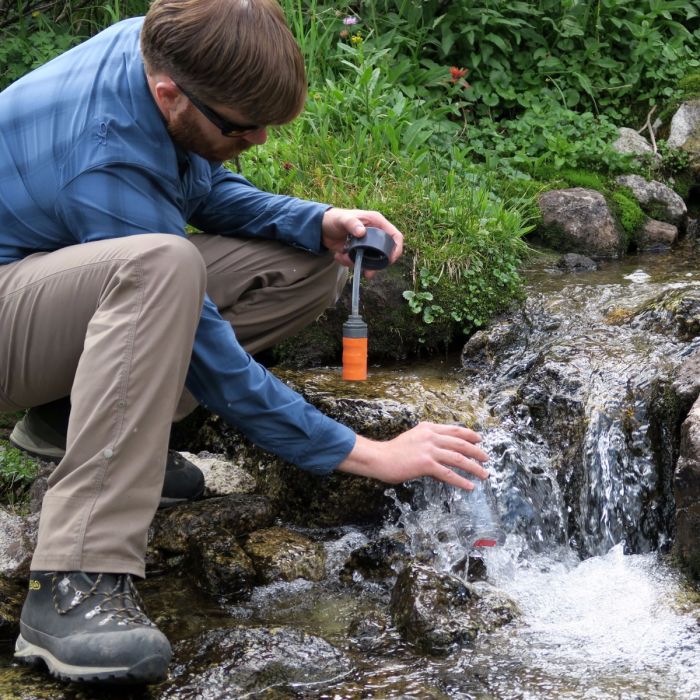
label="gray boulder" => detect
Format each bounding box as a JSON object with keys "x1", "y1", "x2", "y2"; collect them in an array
[
  {"x1": 668, "y1": 100, "x2": 700, "y2": 175},
  {"x1": 615, "y1": 174, "x2": 687, "y2": 228},
  {"x1": 612, "y1": 127, "x2": 660, "y2": 163},
  {"x1": 639, "y1": 220, "x2": 678, "y2": 250},
  {"x1": 538, "y1": 188, "x2": 624, "y2": 258}
]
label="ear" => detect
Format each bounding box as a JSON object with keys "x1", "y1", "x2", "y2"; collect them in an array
[{"x1": 151, "y1": 77, "x2": 186, "y2": 118}]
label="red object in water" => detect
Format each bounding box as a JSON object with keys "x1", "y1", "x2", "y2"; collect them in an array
[{"x1": 472, "y1": 538, "x2": 498, "y2": 547}]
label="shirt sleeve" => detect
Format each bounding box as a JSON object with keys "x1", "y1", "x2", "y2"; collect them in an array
[
  {"x1": 54, "y1": 163, "x2": 187, "y2": 240},
  {"x1": 54, "y1": 162, "x2": 357, "y2": 473},
  {"x1": 189, "y1": 165, "x2": 329, "y2": 252}
]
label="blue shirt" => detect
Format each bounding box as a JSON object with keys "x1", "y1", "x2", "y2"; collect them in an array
[{"x1": 0, "y1": 17, "x2": 356, "y2": 473}]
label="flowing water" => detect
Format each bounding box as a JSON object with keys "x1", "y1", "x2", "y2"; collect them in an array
[
  {"x1": 1, "y1": 249, "x2": 700, "y2": 699},
  {"x1": 386, "y1": 247, "x2": 700, "y2": 699}
]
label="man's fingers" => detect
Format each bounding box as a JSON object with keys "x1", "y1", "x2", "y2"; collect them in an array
[{"x1": 432, "y1": 464, "x2": 477, "y2": 492}]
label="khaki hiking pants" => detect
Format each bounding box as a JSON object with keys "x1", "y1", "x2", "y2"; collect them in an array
[{"x1": 0, "y1": 233, "x2": 346, "y2": 577}]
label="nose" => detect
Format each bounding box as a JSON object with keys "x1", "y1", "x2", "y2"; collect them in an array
[{"x1": 242, "y1": 127, "x2": 268, "y2": 146}]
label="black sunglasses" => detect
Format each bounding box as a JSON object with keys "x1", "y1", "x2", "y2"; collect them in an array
[{"x1": 177, "y1": 84, "x2": 261, "y2": 137}]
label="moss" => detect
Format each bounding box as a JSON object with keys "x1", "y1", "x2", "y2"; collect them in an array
[
  {"x1": 609, "y1": 189, "x2": 646, "y2": 249},
  {"x1": 679, "y1": 71, "x2": 700, "y2": 99}
]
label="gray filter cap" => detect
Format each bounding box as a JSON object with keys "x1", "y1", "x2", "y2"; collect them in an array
[{"x1": 346, "y1": 227, "x2": 396, "y2": 270}]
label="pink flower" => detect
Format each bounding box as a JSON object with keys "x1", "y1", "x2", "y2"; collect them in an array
[{"x1": 342, "y1": 16, "x2": 359, "y2": 25}]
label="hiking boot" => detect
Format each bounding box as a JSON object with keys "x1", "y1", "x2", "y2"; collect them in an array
[
  {"x1": 15, "y1": 571, "x2": 171, "y2": 684},
  {"x1": 9, "y1": 400, "x2": 204, "y2": 507}
]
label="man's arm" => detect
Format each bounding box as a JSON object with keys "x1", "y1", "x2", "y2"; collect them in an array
[{"x1": 189, "y1": 165, "x2": 328, "y2": 251}]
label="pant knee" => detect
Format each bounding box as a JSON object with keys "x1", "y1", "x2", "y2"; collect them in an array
[{"x1": 132, "y1": 234, "x2": 207, "y2": 302}]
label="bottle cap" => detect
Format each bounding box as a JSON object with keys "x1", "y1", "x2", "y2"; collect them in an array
[{"x1": 346, "y1": 227, "x2": 396, "y2": 270}]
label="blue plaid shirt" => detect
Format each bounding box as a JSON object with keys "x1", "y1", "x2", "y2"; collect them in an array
[{"x1": 0, "y1": 18, "x2": 355, "y2": 473}]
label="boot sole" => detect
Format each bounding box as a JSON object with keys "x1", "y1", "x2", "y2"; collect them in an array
[{"x1": 15, "y1": 633, "x2": 169, "y2": 684}]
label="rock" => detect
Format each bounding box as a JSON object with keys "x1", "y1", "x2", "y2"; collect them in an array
[
  {"x1": 178, "y1": 450, "x2": 256, "y2": 496},
  {"x1": 557, "y1": 253, "x2": 598, "y2": 272},
  {"x1": 0, "y1": 510, "x2": 37, "y2": 581},
  {"x1": 612, "y1": 127, "x2": 660, "y2": 162},
  {"x1": 538, "y1": 188, "x2": 624, "y2": 258},
  {"x1": 189, "y1": 536, "x2": 256, "y2": 600},
  {"x1": 628, "y1": 287, "x2": 700, "y2": 341},
  {"x1": 389, "y1": 562, "x2": 518, "y2": 655},
  {"x1": 0, "y1": 576, "x2": 25, "y2": 638},
  {"x1": 242, "y1": 526, "x2": 326, "y2": 584},
  {"x1": 339, "y1": 534, "x2": 409, "y2": 583},
  {"x1": 639, "y1": 219, "x2": 679, "y2": 251},
  {"x1": 163, "y1": 626, "x2": 352, "y2": 698},
  {"x1": 668, "y1": 100, "x2": 700, "y2": 175},
  {"x1": 615, "y1": 174, "x2": 687, "y2": 228},
  {"x1": 147, "y1": 494, "x2": 274, "y2": 573},
  {"x1": 672, "y1": 349, "x2": 700, "y2": 411},
  {"x1": 676, "y1": 395, "x2": 700, "y2": 579}
]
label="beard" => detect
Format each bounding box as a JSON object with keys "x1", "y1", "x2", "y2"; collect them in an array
[{"x1": 166, "y1": 103, "x2": 252, "y2": 163}]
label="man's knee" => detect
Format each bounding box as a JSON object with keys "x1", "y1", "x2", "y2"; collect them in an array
[{"x1": 131, "y1": 234, "x2": 207, "y2": 299}]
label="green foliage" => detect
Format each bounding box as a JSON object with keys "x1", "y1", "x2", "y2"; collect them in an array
[
  {"x1": 0, "y1": 14, "x2": 81, "y2": 90},
  {"x1": 465, "y1": 103, "x2": 634, "y2": 177},
  {"x1": 0, "y1": 442, "x2": 39, "y2": 511},
  {"x1": 354, "y1": 0, "x2": 700, "y2": 120}
]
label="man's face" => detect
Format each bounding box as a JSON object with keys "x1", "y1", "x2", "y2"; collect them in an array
[{"x1": 167, "y1": 100, "x2": 268, "y2": 162}]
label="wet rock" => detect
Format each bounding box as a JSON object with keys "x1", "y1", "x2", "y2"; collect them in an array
[
  {"x1": 163, "y1": 626, "x2": 351, "y2": 697},
  {"x1": 339, "y1": 534, "x2": 409, "y2": 583},
  {"x1": 627, "y1": 287, "x2": 700, "y2": 341},
  {"x1": 242, "y1": 526, "x2": 326, "y2": 584},
  {"x1": 639, "y1": 220, "x2": 679, "y2": 250},
  {"x1": 615, "y1": 174, "x2": 687, "y2": 228},
  {"x1": 0, "y1": 576, "x2": 25, "y2": 639},
  {"x1": 178, "y1": 450, "x2": 256, "y2": 496},
  {"x1": 189, "y1": 536, "x2": 256, "y2": 600},
  {"x1": 675, "y1": 395, "x2": 700, "y2": 580},
  {"x1": 672, "y1": 349, "x2": 700, "y2": 411},
  {"x1": 538, "y1": 188, "x2": 624, "y2": 258},
  {"x1": 347, "y1": 608, "x2": 391, "y2": 652},
  {"x1": 389, "y1": 563, "x2": 518, "y2": 655},
  {"x1": 557, "y1": 253, "x2": 598, "y2": 272},
  {"x1": 147, "y1": 494, "x2": 274, "y2": 573}
]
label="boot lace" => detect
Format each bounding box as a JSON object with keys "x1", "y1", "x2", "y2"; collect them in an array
[{"x1": 51, "y1": 572, "x2": 155, "y2": 627}]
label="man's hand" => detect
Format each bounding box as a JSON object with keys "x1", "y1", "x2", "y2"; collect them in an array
[
  {"x1": 336, "y1": 422, "x2": 489, "y2": 491},
  {"x1": 321, "y1": 207, "x2": 403, "y2": 277}
]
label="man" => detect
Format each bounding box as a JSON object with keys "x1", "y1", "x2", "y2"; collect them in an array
[{"x1": 0, "y1": 0, "x2": 489, "y2": 685}]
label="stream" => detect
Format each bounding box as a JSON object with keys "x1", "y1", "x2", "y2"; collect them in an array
[{"x1": 1, "y1": 247, "x2": 700, "y2": 699}]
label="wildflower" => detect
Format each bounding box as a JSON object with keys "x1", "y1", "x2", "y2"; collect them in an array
[
  {"x1": 282, "y1": 162, "x2": 294, "y2": 171},
  {"x1": 339, "y1": 29, "x2": 349, "y2": 39},
  {"x1": 449, "y1": 66, "x2": 469, "y2": 84},
  {"x1": 351, "y1": 33, "x2": 363, "y2": 45},
  {"x1": 343, "y1": 16, "x2": 359, "y2": 25}
]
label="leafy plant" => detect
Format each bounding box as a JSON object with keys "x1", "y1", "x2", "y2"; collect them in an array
[{"x1": 0, "y1": 442, "x2": 39, "y2": 511}]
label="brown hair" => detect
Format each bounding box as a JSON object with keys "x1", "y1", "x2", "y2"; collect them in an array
[{"x1": 141, "y1": 0, "x2": 307, "y2": 125}]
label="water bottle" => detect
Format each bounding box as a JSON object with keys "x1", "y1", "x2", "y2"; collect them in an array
[{"x1": 466, "y1": 478, "x2": 506, "y2": 550}]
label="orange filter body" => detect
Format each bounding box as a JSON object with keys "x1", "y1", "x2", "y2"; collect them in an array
[{"x1": 342, "y1": 336, "x2": 368, "y2": 381}]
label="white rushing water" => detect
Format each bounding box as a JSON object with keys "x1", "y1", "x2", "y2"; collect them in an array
[{"x1": 388, "y1": 254, "x2": 700, "y2": 699}]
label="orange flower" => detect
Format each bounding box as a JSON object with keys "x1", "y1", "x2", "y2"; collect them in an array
[{"x1": 449, "y1": 66, "x2": 469, "y2": 83}]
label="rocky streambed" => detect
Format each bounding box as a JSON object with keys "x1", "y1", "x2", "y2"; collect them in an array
[{"x1": 2, "y1": 246, "x2": 700, "y2": 699}]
